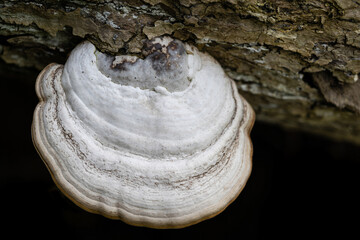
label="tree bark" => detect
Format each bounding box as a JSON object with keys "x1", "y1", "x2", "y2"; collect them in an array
[{"x1": 1, "y1": 0, "x2": 360, "y2": 144}]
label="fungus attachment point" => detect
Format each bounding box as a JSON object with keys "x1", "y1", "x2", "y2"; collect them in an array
[
  {"x1": 32, "y1": 37, "x2": 255, "y2": 229},
  {"x1": 96, "y1": 37, "x2": 190, "y2": 92}
]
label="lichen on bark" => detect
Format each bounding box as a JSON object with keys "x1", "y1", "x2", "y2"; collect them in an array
[{"x1": 1, "y1": 0, "x2": 360, "y2": 144}]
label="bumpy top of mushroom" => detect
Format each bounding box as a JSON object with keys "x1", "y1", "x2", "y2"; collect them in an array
[{"x1": 32, "y1": 37, "x2": 255, "y2": 228}]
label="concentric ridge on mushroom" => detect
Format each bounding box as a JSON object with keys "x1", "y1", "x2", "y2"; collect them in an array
[{"x1": 32, "y1": 37, "x2": 255, "y2": 228}]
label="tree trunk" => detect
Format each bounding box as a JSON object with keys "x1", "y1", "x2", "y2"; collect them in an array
[{"x1": 1, "y1": 0, "x2": 360, "y2": 144}]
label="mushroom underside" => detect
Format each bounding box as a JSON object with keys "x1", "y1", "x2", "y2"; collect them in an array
[{"x1": 32, "y1": 39, "x2": 255, "y2": 228}]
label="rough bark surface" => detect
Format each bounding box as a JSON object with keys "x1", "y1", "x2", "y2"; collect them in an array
[{"x1": 1, "y1": 0, "x2": 360, "y2": 144}]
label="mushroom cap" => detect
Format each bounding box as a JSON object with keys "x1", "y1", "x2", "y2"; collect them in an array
[{"x1": 32, "y1": 38, "x2": 255, "y2": 228}]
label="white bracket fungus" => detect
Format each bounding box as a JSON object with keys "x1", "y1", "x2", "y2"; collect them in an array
[{"x1": 32, "y1": 37, "x2": 255, "y2": 228}]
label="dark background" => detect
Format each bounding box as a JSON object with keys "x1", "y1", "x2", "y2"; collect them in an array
[{"x1": 1, "y1": 62, "x2": 359, "y2": 239}]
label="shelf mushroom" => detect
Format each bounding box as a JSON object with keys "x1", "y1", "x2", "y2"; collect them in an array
[{"x1": 32, "y1": 37, "x2": 255, "y2": 228}]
